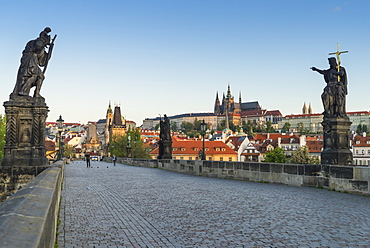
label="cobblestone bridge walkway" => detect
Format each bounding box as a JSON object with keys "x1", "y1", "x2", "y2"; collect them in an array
[{"x1": 58, "y1": 161, "x2": 370, "y2": 247}]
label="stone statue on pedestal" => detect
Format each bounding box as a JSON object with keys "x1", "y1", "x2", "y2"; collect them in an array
[
  {"x1": 2, "y1": 28, "x2": 56, "y2": 166},
  {"x1": 157, "y1": 114, "x2": 172, "y2": 159},
  {"x1": 11, "y1": 27, "x2": 56, "y2": 99},
  {"x1": 311, "y1": 44, "x2": 352, "y2": 165}
]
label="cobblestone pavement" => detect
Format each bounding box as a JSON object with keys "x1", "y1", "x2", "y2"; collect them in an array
[{"x1": 58, "y1": 161, "x2": 370, "y2": 247}]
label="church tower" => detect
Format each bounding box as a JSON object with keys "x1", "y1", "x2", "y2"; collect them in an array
[
  {"x1": 214, "y1": 91, "x2": 221, "y2": 114},
  {"x1": 302, "y1": 102, "x2": 308, "y2": 114},
  {"x1": 105, "y1": 101, "x2": 113, "y2": 145},
  {"x1": 308, "y1": 103, "x2": 313, "y2": 114}
]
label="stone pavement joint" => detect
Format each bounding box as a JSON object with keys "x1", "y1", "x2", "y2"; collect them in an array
[{"x1": 58, "y1": 161, "x2": 370, "y2": 247}]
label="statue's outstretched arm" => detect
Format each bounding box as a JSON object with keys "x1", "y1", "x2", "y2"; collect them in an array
[{"x1": 310, "y1": 67, "x2": 324, "y2": 74}]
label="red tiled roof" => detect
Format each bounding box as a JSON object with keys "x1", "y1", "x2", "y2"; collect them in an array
[{"x1": 353, "y1": 135, "x2": 370, "y2": 147}]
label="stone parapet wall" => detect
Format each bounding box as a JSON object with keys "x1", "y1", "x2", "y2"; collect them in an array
[
  {"x1": 0, "y1": 161, "x2": 64, "y2": 248},
  {"x1": 0, "y1": 165, "x2": 50, "y2": 203},
  {"x1": 106, "y1": 157, "x2": 369, "y2": 195}
]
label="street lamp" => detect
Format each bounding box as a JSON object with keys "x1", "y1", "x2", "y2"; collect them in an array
[
  {"x1": 200, "y1": 119, "x2": 207, "y2": 160},
  {"x1": 56, "y1": 115, "x2": 64, "y2": 160}
]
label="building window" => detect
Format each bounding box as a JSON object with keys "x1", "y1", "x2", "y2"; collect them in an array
[
  {"x1": 362, "y1": 150, "x2": 365, "y2": 155},
  {"x1": 359, "y1": 160, "x2": 362, "y2": 165},
  {"x1": 208, "y1": 157, "x2": 212, "y2": 161},
  {"x1": 368, "y1": 160, "x2": 370, "y2": 166},
  {"x1": 194, "y1": 148, "x2": 198, "y2": 151},
  {"x1": 220, "y1": 157, "x2": 223, "y2": 161},
  {"x1": 356, "y1": 140, "x2": 360, "y2": 144},
  {"x1": 181, "y1": 148, "x2": 185, "y2": 151},
  {"x1": 180, "y1": 157, "x2": 184, "y2": 160},
  {"x1": 189, "y1": 157, "x2": 192, "y2": 160},
  {"x1": 215, "y1": 148, "x2": 220, "y2": 151},
  {"x1": 205, "y1": 148, "x2": 209, "y2": 151},
  {"x1": 173, "y1": 148, "x2": 177, "y2": 151},
  {"x1": 222, "y1": 148, "x2": 226, "y2": 151},
  {"x1": 356, "y1": 150, "x2": 359, "y2": 154},
  {"x1": 229, "y1": 157, "x2": 232, "y2": 161}
]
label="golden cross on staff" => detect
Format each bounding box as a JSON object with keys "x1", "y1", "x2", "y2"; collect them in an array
[{"x1": 329, "y1": 43, "x2": 348, "y2": 81}]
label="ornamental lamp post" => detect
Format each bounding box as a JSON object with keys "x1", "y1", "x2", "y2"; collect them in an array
[
  {"x1": 200, "y1": 119, "x2": 207, "y2": 160},
  {"x1": 56, "y1": 115, "x2": 64, "y2": 160}
]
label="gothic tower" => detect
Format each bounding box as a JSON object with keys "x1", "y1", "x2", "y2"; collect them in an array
[
  {"x1": 302, "y1": 102, "x2": 308, "y2": 114},
  {"x1": 105, "y1": 101, "x2": 113, "y2": 145},
  {"x1": 214, "y1": 91, "x2": 221, "y2": 114}
]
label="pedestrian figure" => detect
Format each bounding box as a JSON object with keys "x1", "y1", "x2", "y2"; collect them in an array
[
  {"x1": 113, "y1": 155, "x2": 117, "y2": 166},
  {"x1": 85, "y1": 154, "x2": 91, "y2": 168}
]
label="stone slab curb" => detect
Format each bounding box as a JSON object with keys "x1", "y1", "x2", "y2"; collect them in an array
[{"x1": 0, "y1": 165, "x2": 63, "y2": 248}]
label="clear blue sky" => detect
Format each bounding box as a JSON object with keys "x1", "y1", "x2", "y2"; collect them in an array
[{"x1": 1, "y1": 0, "x2": 370, "y2": 125}]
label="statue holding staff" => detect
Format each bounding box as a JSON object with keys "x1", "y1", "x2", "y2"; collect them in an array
[
  {"x1": 12, "y1": 27, "x2": 57, "y2": 98},
  {"x1": 311, "y1": 44, "x2": 348, "y2": 118}
]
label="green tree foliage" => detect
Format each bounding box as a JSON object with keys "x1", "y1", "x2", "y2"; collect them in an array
[
  {"x1": 266, "y1": 121, "x2": 275, "y2": 133},
  {"x1": 180, "y1": 118, "x2": 209, "y2": 138},
  {"x1": 64, "y1": 144, "x2": 74, "y2": 158},
  {"x1": 281, "y1": 122, "x2": 291, "y2": 133},
  {"x1": 217, "y1": 119, "x2": 237, "y2": 132},
  {"x1": 356, "y1": 124, "x2": 368, "y2": 135},
  {"x1": 0, "y1": 115, "x2": 5, "y2": 160},
  {"x1": 110, "y1": 129, "x2": 150, "y2": 159},
  {"x1": 263, "y1": 147, "x2": 287, "y2": 163},
  {"x1": 290, "y1": 145, "x2": 320, "y2": 164},
  {"x1": 241, "y1": 120, "x2": 275, "y2": 135}
]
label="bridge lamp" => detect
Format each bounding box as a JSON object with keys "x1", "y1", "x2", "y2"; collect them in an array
[
  {"x1": 56, "y1": 115, "x2": 64, "y2": 160},
  {"x1": 201, "y1": 120, "x2": 207, "y2": 160}
]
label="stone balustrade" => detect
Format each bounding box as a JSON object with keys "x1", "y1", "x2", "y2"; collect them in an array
[
  {"x1": 106, "y1": 157, "x2": 370, "y2": 195},
  {"x1": 0, "y1": 161, "x2": 64, "y2": 248}
]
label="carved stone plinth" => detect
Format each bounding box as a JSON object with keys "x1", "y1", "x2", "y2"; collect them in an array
[
  {"x1": 157, "y1": 140, "x2": 172, "y2": 159},
  {"x1": 2, "y1": 95, "x2": 49, "y2": 166},
  {"x1": 321, "y1": 117, "x2": 353, "y2": 165}
]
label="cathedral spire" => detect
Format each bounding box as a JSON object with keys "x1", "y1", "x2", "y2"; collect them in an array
[
  {"x1": 302, "y1": 102, "x2": 308, "y2": 114},
  {"x1": 308, "y1": 103, "x2": 313, "y2": 114},
  {"x1": 239, "y1": 91, "x2": 242, "y2": 103},
  {"x1": 107, "y1": 100, "x2": 113, "y2": 114},
  {"x1": 226, "y1": 84, "x2": 231, "y2": 99},
  {"x1": 214, "y1": 91, "x2": 221, "y2": 114}
]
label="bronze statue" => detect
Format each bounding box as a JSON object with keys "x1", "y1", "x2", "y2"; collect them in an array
[
  {"x1": 311, "y1": 57, "x2": 348, "y2": 118},
  {"x1": 157, "y1": 114, "x2": 172, "y2": 159},
  {"x1": 12, "y1": 27, "x2": 56, "y2": 98}
]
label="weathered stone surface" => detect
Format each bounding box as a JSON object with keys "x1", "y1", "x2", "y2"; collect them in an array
[
  {"x1": 260, "y1": 163, "x2": 270, "y2": 172},
  {"x1": 2, "y1": 96, "x2": 49, "y2": 166},
  {"x1": 0, "y1": 164, "x2": 63, "y2": 248},
  {"x1": 284, "y1": 164, "x2": 298, "y2": 174},
  {"x1": 271, "y1": 163, "x2": 283, "y2": 173},
  {"x1": 330, "y1": 166, "x2": 353, "y2": 179},
  {"x1": 321, "y1": 118, "x2": 353, "y2": 165}
]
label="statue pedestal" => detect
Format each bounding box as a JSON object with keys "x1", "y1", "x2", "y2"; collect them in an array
[
  {"x1": 2, "y1": 95, "x2": 49, "y2": 166},
  {"x1": 157, "y1": 140, "x2": 172, "y2": 159},
  {"x1": 321, "y1": 117, "x2": 353, "y2": 165}
]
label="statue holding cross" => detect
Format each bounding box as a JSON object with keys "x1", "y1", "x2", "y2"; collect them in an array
[{"x1": 311, "y1": 44, "x2": 348, "y2": 118}]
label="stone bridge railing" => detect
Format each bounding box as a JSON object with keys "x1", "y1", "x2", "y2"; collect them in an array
[
  {"x1": 106, "y1": 157, "x2": 370, "y2": 195},
  {"x1": 0, "y1": 161, "x2": 64, "y2": 248}
]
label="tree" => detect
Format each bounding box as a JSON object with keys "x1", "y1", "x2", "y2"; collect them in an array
[
  {"x1": 217, "y1": 119, "x2": 237, "y2": 132},
  {"x1": 263, "y1": 147, "x2": 287, "y2": 163},
  {"x1": 64, "y1": 144, "x2": 74, "y2": 158},
  {"x1": 291, "y1": 145, "x2": 320, "y2": 164},
  {"x1": 281, "y1": 122, "x2": 291, "y2": 133},
  {"x1": 180, "y1": 119, "x2": 209, "y2": 138},
  {"x1": 356, "y1": 124, "x2": 368, "y2": 135},
  {"x1": 110, "y1": 129, "x2": 150, "y2": 159},
  {"x1": 0, "y1": 114, "x2": 5, "y2": 160},
  {"x1": 266, "y1": 121, "x2": 275, "y2": 133}
]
